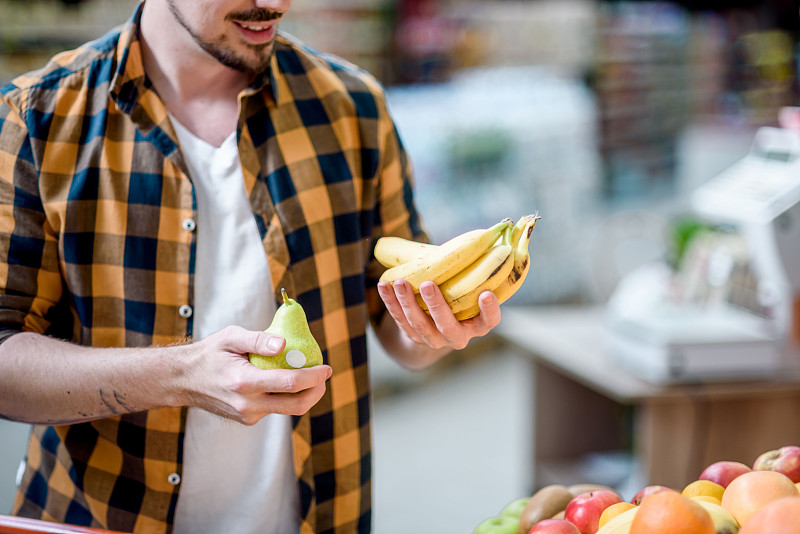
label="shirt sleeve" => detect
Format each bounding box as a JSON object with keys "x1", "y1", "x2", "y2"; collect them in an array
[
  {"x1": 0, "y1": 93, "x2": 64, "y2": 344},
  {"x1": 365, "y1": 92, "x2": 429, "y2": 328}
]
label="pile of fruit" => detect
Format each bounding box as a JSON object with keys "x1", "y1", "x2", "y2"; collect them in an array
[
  {"x1": 375, "y1": 214, "x2": 539, "y2": 320},
  {"x1": 474, "y1": 446, "x2": 800, "y2": 534}
]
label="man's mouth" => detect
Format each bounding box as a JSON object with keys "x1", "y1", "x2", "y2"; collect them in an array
[{"x1": 234, "y1": 21, "x2": 273, "y2": 32}]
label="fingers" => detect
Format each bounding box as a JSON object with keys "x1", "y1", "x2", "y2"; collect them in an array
[
  {"x1": 476, "y1": 290, "x2": 501, "y2": 329},
  {"x1": 229, "y1": 365, "x2": 333, "y2": 424},
  {"x1": 379, "y1": 279, "x2": 461, "y2": 349},
  {"x1": 249, "y1": 364, "x2": 333, "y2": 395},
  {"x1": 417, "y1": 281, "x2": 465, "y2": 349},
  {"x1": 231, "y1": 381, "x2": 329, "y2": 425},
  {"x1": 262, "y1": 381, "x2": 328, "y2": 417},
  {"x1": 378, "y1": 278, "x2": 502, "y2": 350},
  {"x1": 377, "y1": 280, "x2": 426, "y2": 344}
]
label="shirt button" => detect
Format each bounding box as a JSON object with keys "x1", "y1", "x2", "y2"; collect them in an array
[
  {"x1": 167, "y1": 473, "x2": 181, "y2": 486},
  {"x1": 178, "y1": 305, "x2": 193, "y2": 318},
  {"x1": 182, "y1": 218, "x2": 196, "y2": 232}
]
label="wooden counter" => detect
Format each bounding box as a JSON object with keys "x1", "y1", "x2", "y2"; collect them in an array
[{"x1": 494, "y1": 305, "x2": 800, "y2": 490}]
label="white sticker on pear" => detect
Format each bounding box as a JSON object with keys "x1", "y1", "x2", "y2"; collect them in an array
[{"x1": 285, "y1": 350, "x2": 306, "y2": 368}]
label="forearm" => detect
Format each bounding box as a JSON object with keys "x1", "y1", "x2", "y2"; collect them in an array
[
  {"x1": 0, "y1": 332, "x2": 186, "y2": 425},
  {"x1": 375, "y1": 312, "x2": 452, "y2": 371}
]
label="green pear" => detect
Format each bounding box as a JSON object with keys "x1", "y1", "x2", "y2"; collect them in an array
[{"x1": 248, "y1": 288, "x2": 323, "y2": 370}]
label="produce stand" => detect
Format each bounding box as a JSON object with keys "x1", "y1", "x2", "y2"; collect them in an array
[
  {"x1": 494, "y1": 305, "x2": 800, "y2": 491},
  {"x1": 0, "y1": 515, "x2": 125, "y2": 534}
]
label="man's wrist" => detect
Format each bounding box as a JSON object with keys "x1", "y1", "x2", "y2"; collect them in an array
[{"x1": 155, "y1": 340, "x2": 196, "y2": 409}]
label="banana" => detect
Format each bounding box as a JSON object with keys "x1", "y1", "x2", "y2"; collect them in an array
[
  {"x1": 444, "y1": 223, "x2": 514, "y2": 314},
  {"x1": 694, "y1": 501, "x2": 739, "y2": 534},
  {"x1": 416, "y1": 223, "x2": 514, "y2": 313},
  {"x1": 374, "y1": 236, "x2": 437, "y2": 268},
  {"x1": 596, "y1": 505, "x2": 638, "y2": 534},
  {"x1": 453, "y1": 213, "x2": 539, "y2": 321},
  {"x1": 379, "y1": 219, "x2": 512, "y2": 292}
]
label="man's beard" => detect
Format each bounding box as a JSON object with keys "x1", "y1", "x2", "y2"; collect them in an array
[
  {"x1": 166, "y1": 2, "x2": 280, "y2": 74},
  {"x1": 194, "y1": 38, "x2": 274, "y2": 74}
]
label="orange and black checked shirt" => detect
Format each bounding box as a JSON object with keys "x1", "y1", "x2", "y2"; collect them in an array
[{"x1": 0, "y1": 3, "x2": 425, "y2": 533}]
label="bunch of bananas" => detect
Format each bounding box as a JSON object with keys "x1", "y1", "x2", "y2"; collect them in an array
[{"x1": 375, "y1": 214, "x2": 540, "y2": 320}]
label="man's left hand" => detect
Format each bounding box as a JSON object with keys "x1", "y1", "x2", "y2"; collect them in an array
[{"x1": 377, "y1": 279, "x2": 501, "y2": 351}]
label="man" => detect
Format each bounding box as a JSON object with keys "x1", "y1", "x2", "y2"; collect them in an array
[{"x1": 0, "y1": 0, "x2": 502, "y2": 533}]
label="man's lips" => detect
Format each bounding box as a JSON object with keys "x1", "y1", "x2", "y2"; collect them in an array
[
  {"x1": 234, "y1": 21, "x2": 273, "y2": 32},
  {"x1": 232, "y1": 20, "x2": 277, "y2": 43}
]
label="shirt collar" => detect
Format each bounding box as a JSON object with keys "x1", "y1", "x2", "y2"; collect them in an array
[{"x1": 109, "y1": 1, "x2": 278, "y2": 114}]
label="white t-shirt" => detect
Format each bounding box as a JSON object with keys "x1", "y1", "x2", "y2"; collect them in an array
[{"x1": 170, "y1": 117, "x2": 301, "y2": 534}]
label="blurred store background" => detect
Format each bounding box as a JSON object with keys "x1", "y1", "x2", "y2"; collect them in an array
[{"x1": 0, "y1": 0, "x2": 798, "y2": 532}]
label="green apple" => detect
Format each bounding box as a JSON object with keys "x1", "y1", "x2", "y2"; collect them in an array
[
  {"x1": 472, "y1": 515, "x2": 519, "y2": 534},
  {"x1": 500, "y1": 497, "x2": 530, "y2": 519}
]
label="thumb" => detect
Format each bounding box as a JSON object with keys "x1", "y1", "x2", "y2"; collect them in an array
[
  {"x1": 219, "y1": 326, "x2": 285, "y2": 355},
  {"x1": 254, "y1": 331, "x2": 286, "y2": 356}
]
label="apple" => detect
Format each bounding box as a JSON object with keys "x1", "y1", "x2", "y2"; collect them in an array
[
  {"x1": 527, "y1": 519, "x2": 581, "y2": 534},
  {"x1": 630, "y1": 485, "x2": 674, "y2": 506},
  {"x1": 699, "y1": 460, "x2": 752, "y2": 488},
  {"x1": 753, "y1": 446, "x2": 800, "y2": 483},
  {"x1": 473, "y1": 515, "x2": 519, "y2": 534},
  {"x1": 564, "y1": 491, "x2": 623, "y2": 534},
  {"x1": 500, "y1": 497, "x2": 531, "y2": 520}
]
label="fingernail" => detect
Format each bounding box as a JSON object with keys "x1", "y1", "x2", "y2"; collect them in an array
[
  {"x1": 394, "y1": 281, "x2": 407, "y2": 296},
  {"x1": 421, "y1": 282, "x2": 435, "y2": 298},
  {"x1": 267, "y1": 336, "x2": 284, "y2": 353},
  {"x1": 326, "y1": 367, "x2": 333, "y2": 380}
]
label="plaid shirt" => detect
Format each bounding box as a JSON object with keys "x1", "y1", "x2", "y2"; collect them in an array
[{"x1": 0, "y1": 3, "x2": 425, "y2": 533}]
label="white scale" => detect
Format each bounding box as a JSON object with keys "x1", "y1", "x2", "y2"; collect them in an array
[{"x1": 606, "y1": 125, "x2": 800, "y2": 384}]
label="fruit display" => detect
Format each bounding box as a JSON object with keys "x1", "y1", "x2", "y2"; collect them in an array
[
  {"x1": 375, "y1": 214, "x2": 539, "y2": 320},
  {"x1": 248, "y1": 288, "x2": 323, "y2": 370},
  {"x1": 474, "y1": 446, "x2": 800, "y2": 534}
]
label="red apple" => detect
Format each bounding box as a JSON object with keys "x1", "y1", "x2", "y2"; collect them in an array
[
  {"x1": 699, "y1": 460, "x2": 752, "y2": 488},
  {"x1": 564, "y1": 491, "x2": 623, "y2": 534},
  {"x1": 528, "y1": 519, "x2": 581, "y2": 534},
  {"x1": 753, "y1": 446, "x2": 800, "y2": 483},
  {"x1": 630, "y1": 485, "x2": 674, "y2": 506}
]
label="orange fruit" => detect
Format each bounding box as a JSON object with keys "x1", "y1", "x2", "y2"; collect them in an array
[
  {"x1": 682, "y1": 480, "x2": 725, "y2": 502},
  {"x1": 739, "y1": 496, "x2": 800, "y2": 534},
  {"x1": 721, "y1": 470, "x2": 800, "y2": 526},
  {"x1": 629, "y1": 490, "x2": 715, "y2": 534},
  {"x1": 598, "y1": 501, "x2": 636, "y2": 528}
]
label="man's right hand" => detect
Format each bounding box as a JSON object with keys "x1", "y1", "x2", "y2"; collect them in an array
[
  {"x1": 179, "y1": 325, "x2": 332, "y2": 425},
  {"x1": 0, "y1": 327, "x2": 331, "y2": 426}
]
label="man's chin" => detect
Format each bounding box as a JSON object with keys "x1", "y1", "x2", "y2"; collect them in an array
[{"x1": 201, "y1": 42, "x2": 274, "y2": 74}]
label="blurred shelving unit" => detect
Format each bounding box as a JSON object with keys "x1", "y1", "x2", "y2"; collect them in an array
[
  {"x1": 391, "y1": 0, "x2": 598, "y2": 84},
  {"x1": 0, "y1": 0, "x2": 139, "y2": 85},
  {"x1": 279, "y1": 0, "x2": 397, "y2": 84},
  {"x1": 594, "y1": 3, "x2": 692, "y2": 201},
  {"x1": 593, "y1": 1, "x2": 798, "y2": 204}
]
